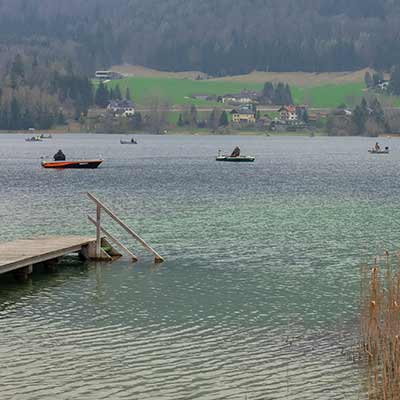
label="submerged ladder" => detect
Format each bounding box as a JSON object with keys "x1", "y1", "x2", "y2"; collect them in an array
[{"x1": 87, "y1": 192, "x2": 164, "y2": 263}]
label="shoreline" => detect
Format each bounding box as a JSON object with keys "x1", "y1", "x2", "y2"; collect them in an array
[{"x1": 0, "y1": 129, "x2": 326, "y2": 137}]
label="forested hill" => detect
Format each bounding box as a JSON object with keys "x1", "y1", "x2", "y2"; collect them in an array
[{"x1": 0, "y1": 0, "x2": 400, "y2": 75}]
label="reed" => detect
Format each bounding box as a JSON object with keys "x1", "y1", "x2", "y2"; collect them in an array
[{"x1": 360, "y1": 252, "x2": 400, "y2": 399}]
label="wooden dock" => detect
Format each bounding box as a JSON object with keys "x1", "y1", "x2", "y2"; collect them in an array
[
  {"x1": 0, "y1": 236, "x2": 102, "y2": 279},
  {"x1": 0, "y1": 192, "x2": 165, "y2": 281}
]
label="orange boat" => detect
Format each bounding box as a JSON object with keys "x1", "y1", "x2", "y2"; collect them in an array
[{"x1": 41, "y1": 160, "x2": 103, "y2": 169}]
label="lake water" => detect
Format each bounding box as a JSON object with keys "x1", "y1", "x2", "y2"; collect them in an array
[{"x1": 1, "y1": 133, "x2": 399, "y2": 399}]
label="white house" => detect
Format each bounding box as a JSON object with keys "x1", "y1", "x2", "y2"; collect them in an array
[
  {"x1": 107, "y1": 100, "x2": 135, "y2": 117},
  {"x1": 278, "y1": 105, "x2": 298, "y2": 122}
]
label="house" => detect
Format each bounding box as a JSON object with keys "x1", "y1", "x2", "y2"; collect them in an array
[
  {"x1": 278, "y1": 105, "x2": 298, "y2": 122},
  {"x1": 377, "y1": 81, "x2": 389, "y2": 91},
  {"x1": 95, "y1": 70, "x2": 123, "y2": 81},
  {"x1": 230, "y1": 105, "x2": 256, "y2": 124},
  {"x1": 278, "y1": 105, "x2": 311, "y2": 123},
  {"x1": 107, "y1": 100, "x2": 135, "y2": 117}
]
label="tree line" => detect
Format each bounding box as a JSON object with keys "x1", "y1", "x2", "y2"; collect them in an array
[
  {"x1": 0, "y1": 54, "x2": 93, "y2": 130},
  {"x1": 0, "y1": 0, "x2": 400, "y2": 75},
  {"x1": 327, "y1": 98, "x2": 386, "y2": 137},
  {"x1": 94, "y1": 82, "x2": 131, "y2": 108}
]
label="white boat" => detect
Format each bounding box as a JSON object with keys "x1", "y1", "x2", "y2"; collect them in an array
[{"x1": 369, "y1": 148, "x2": 389, "y2": 154}]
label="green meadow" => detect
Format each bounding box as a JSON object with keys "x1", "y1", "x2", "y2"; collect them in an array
[
  {"x1": 107, "y1": 77, "x2": 261, "y2": 106},
  {"x1": 106, "y1": 76, "x2": 367, "y2": 109}
]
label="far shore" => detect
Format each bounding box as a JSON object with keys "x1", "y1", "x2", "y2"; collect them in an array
[{"x1": 0, "y1": 128, "x2": 327, "y2": 137}]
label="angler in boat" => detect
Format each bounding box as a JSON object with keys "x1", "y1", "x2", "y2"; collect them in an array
[
  {"x1": 120, "y1": 137, "x2": 137, "y2": 144},
  {"x1": 368, "y1": 142, "x2": 390, "y2": 154},
  {"x1": 54, "y1": 149, "x2": 66, "y2": 161},
  {"x1": 42, "y1": 149, "x2": 102, "y2": 169},
  {"x1": 25, "y1": 136, "x2": 42, "y2": 142},
  {"x1": 216, "y1": 149, "x2": 255, "y2": 162},
  {"x1": 231, "y1": 146, "x2": 241, "y2": 157}
]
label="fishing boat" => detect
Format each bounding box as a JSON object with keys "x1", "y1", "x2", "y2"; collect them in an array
[
  {"x1": 41, "y1": 160, "x2": 103, "y2": 169},
  {"x1": 216, "y1": 150, "x2": 255, "y2": 162},
  {"x1": 368, "y1": 148, "x2": 389, "y2": 154},
  {"x1": 120, "y1": 137, "x2": 137, "y2": 144},
  {"x1": 25, "y1": 136, "x2": 42, "y2": 142},
  {"x1": 39, "y1": 134, "x2": 53, "y2": 139}
]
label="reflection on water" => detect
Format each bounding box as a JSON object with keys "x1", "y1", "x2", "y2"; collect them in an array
[{"x1": 1, "y1": 133, "x2": 396, "y2": 399}]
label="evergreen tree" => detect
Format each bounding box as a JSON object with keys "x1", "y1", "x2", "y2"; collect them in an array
[
  {"x1": 302, "y1": 109, "x2": 309, "y2": 123},
  {"x1": 372, "y1": 72, "x2": 383, "y2": 86},
  {"x1": 177, "y1": 113, "x2": 184, "y2": 127},
  {"x1": 207, "y1": 108, "x2": 219, "y2": 132},
  {"x1": 114, "y1": 84, "x2": 122, "y2": 100},
  {"x1": 390, "y1": 65, "x2": 400, "y2": 95},
  {"x1": 11, "y1": 54, "x2": 25, "y2": 80},
  {"x1": 352, "y1": 98, "x2": 368, "y2": 134},
  {"x1": 32, "y1": 55, "x2": 39, "y2": 69},
  {"x1": 370, "y1": 97, "x2": 385, "y2": 127},
  {"x1": 364, "y1": 71, "x2": 373, "y2": 88},
  {"x1": 131, "y1": 112, "x2": 142, "y2": 129},
  {"x1": 95, "y1": 81, "x2": 110, "y2": 108},
  {"x1": 274, "y1": 83, "x2": 286, "y2": 105},
  {"x1": 219, "y1": 110, "x2": 229, "y2": 126},
  {"x1": 189, "y1": 104, "x2": 197, "y2": 126},
  {"x1": 262, "y1": 82, "x2": 274, "y2": 102},
  {"x1": 57, "y1": 110, "x2": 67, "y2": 125},
  {"x1": 10, "y1": 97, "x2": 21, "y2": 130},
  {"x1": 284, "y1": 84, "x2": 293, "y2": 105},
  {"x1": 125, "y1": 87, "x2": 131, "y2": 100},
  {"x1": 109, "y1": 87, "x2": 114, "y2": 100}
]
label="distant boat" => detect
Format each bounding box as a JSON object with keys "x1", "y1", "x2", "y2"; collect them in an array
[
  {"x1": 120, "y1": 137, "x2": 137, "y2": 144},
  {"x1": 216, "y1": 150, "x2": 255, "y2": 162},
  {"x1": 26, "y1": 136, "x2": 42, "y2": 142},
  {"x1": 39, "y1": 134, "x2": 53, "y2": 139},
  {"x1": 41, "y1": 160, "x2": 103, "y2": 169},
  {"x1": 369, "y1": 148, "x2": 389, "y2": 154}
]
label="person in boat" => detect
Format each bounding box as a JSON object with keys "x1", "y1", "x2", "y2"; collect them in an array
[
  {"x1": 375, "y1": 142, "x2": 380, "y2": 151},
  {"x1": 231, "y1": 146, "x2": 241, "y2": 157},
  {"x1": 53, "y1": 149, "x2": 66, "y2": 161}
]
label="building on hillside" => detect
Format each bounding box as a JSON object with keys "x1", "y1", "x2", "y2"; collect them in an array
[
  {"x1": 95, "y1": 70, "x2": 123, "y2": 81},
  {"x1": 278, "y1": 105, "x2": 298, "y2": 122},
  {"x1": 377, "y1": 81, "x2": 389, "y2": 91},
  {"x1": 107, "y1": 100, "x2": 135, "y2": 117},
  {"x1": 230, "y1": 105, "x2": 256, "y2": 124}
]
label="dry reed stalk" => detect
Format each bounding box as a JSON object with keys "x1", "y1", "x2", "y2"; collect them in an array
[{"x1": 360, "y1": 253, "x2": 400, "y2": 400}]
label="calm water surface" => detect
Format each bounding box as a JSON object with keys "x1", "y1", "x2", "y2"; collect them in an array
[{"x1": 1, "y1": 133, "x2": 399, "y2": 399}]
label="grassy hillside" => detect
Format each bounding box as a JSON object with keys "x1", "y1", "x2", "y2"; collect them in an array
[
  {"x1": 293, "y1": 83, "x2": 365, "y2": 108},
  {"x1": 107, "y1": 77, "x2": 262, "y2": 106},
  {"x1": 106, "y1": 76, "x2": 367, "y2": 109}
]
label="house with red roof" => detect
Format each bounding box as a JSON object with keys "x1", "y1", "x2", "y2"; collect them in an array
[{"x1": 278, "y1": 105, "x2": 298, "y2": 122}]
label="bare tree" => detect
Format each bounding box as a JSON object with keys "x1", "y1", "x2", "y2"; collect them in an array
[{"x1": 145, "y1": 96, "x2": 171, "y2": 134}]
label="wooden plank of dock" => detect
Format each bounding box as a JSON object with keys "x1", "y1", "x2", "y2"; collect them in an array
[{"x1": 0, "y1": 236, "x2": 96, "y2": 275}]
